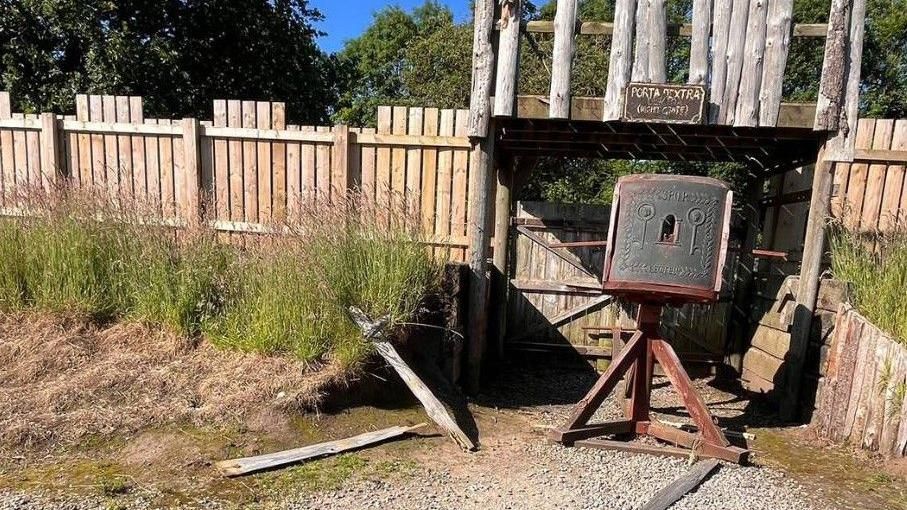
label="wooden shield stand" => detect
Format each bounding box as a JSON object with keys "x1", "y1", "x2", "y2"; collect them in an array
[{"x1": 548, "y1": 304, "x2": 749, "y2": 463}]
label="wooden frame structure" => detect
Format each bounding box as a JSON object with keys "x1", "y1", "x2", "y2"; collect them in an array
[{"x1": 466, "y1": 0, "x2": 869, "y2": 419}]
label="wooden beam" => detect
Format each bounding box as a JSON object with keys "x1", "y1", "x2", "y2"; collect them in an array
[
  {"x1": 824, "y1": 0, "x2": 867, "y2": 161},
  {"x1": 549, "y1": 0, "x2": 579, "y2": 119},
  {"x1": 492, "y1": 158, "x2": 514, "y2": 359},
  {"x1": 780, "y1": 139, "x2": 833, "y2": 421},
  {"x1": 647, "y1": 0, "x2": 667, "y2": 83},
  {"x1": 721, "y1": 0, "x2": 751, "y2": 124},
  {"x1": 39, "y1": 113, "x2": 61, "y2": 186},
  {"x1": 494, "y1": 0, "x2": 522, "y2": 117},
  {"x1": 759, "y1": 0, "x2": 795, "y2": 125},
  {"x1": 468, "y1": 0, "x2": 496, "y2": 138},
  {"x1": 708, "y1": 0, "x2": 733, "y2": 122},
  {"x1": 853, "y1": 148, "x2": 907, "y2": 163},
  {"x1": 632, "y1": 0, "x2": 651, "y2": 82},
  {"x1": 814, "y1": 0, "x2": 851, "y2": 131},
  {"x1": 349, "y1": 308, "x2": 477, "y2": 451},
  {"x1": 639, "y1": 459, "x2": 721, "y2": 510},
  {"x1": 688, "y1": 0, "x2": 712, "y2": 85},
  {"x1": 215, "y1": 424, "x2": 426, "y2": 476},
  {"x1": 734, "y1": 0, "x2": 769, "y2": 127},
  {"x1": 603, "y1": 0, "x2": 637, "y2": 121},
  {"x1": 466, "y1": 133, "x2": 495, "y2": 394},
  {"x1": 181, "y1": 118, "x2": 202, "y2": 225},
  {"x1": 512, "y1": 96, "x2": 818, "y2": 128},
  {"x1": 511, "y1": 20, "x2": 827, "y2": 37},
  {"x1": 515, "y1": 224, "x2": 596, "y2": 278}
]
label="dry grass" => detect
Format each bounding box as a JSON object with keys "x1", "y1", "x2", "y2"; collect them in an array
[{"x1": 0, "y1": 312, "x2": 348, "y2": 451}]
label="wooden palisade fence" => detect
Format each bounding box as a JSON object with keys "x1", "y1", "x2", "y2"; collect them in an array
[
  {"x1": 814, "y1": 305, "x2": 907, "y2": 458},
  {"x1": 0, "y1": 92, "x2": 477, "y2": 261}
]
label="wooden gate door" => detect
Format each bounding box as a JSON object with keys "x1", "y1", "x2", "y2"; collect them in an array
[{"x1": 504, "y1": 201, "x2": 735, "y2": 370}]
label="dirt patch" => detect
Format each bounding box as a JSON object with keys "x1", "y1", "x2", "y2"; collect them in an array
[{"x1": 0, "y1": 312, "x2": 350, "y2": 451}]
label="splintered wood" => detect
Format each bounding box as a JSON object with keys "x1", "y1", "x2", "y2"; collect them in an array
[
  {"x1": 215, "y1": 423, "x2": 426, "y2": 477},
  {"x1": 349, "y1": 307, "x2": 477, "y2": 452}
]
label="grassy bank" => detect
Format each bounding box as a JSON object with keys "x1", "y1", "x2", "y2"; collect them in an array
[
  {"x1": 0, "y1": 190, "x2": 442, "y2": 367},
  {"x1": 829, "y1": 226, "x2": 907, "y2": 346}
]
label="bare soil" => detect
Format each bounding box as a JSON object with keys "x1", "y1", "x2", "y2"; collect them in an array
[{"x1": 0, "y1": 317, "x2": 905, "y2": 509}]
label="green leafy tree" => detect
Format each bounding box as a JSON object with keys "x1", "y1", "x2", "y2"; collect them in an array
[
  {"x1": 333, "y1": 1, "x2": 467, "y2": 125},
  {"x1": 0, "y1": 0, "x2": 337, "y2": 123}
]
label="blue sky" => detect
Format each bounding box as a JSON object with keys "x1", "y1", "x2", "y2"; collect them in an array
[{"x1": 309, "y1": 1, "x2": 472, "y2": 53}]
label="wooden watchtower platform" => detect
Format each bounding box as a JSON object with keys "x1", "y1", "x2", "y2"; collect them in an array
[{"x1": 462, "y1": 0, "x2": 868, "y2": 423}]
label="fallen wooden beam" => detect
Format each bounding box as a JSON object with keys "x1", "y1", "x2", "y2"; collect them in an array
[
  {"x1": 215, "y1": 423, "x2": 426, "y2": 477},
  {"x1": 640, "y1": 458, "x2": 721, "y2": 510},
  {"x1": 349, "y1": 307, "x2": 478, "y2": 452}
]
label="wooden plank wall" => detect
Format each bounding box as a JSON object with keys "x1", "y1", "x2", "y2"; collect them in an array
[
  {"x1": 0, "y1": 93, "x2": 474, "y2": 261},
  {"x1": 761, "y1": 118, "x2": 907, "y2": 281},
  {"x1": 813, "y1": 305, "x2": 907, "y2": 458}
]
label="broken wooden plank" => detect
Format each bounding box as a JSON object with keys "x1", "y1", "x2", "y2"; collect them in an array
[
  {"x1": 215, "y1": 423, "x2": 426, "y2": 477},
  {"x1": 349, "y1": 307, "x2": 478, "y2": 452},
  {"x1": 640, "y1": 458, "x2": 721, "y2": 510}
]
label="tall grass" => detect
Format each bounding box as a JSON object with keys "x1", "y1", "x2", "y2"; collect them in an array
[
  {"x1": 205, "y1": 198, "x2": 443, "y2": 368},
  {"x1": 0, "y1": 188, "x2": 443, "y2": 368},
  {"x1": 829, "y1": 225, "x2": 907, "y2": 345}
]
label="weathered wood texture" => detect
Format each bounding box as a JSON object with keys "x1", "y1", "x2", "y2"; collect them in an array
[
  {"x1": 493, "y1": 0, "x2": 522, "y2": 117},
  {"x1": 759, "y1": 0, "x2": 795, "y2": 125},
  {"x1": 687, "y1": 0, "x2": 712, "y2": 85},
  {"x1": 639, "y1": 459, "x2": 721, "y2": 510},
  {"x1": 215, "y1": 423, "x2": 426, "y2": 476},
  {"x1": 0, "y1": 96, "x2": 478, "y2": 261},
  {"x1": 734, "y1": 0, "x2": 769, "y2": 127},
  {"x1": 349, "y1": 308, "x2": 477, "y2": 451},
  {"x1": 761, "y1": 118, "x2": 907, "y2": 249},
  {"x1": 549, "y1": 0, "x2": 579, "y2": 119},
  {"x1": 823, "y1": 0, "x2": 868, "y2": 162},
  {"x1": 602, "y1": 0, "x2": 637, "y2": 121},
  {"x1": 468, "y1": 0, "x2": 496, "y2": 138},
  {"x1": 813, "y1": 305, "x2": 907, "y2": 458},
  {"x1": 506, "y1": 202, "x2": 735, "y2": 368}
]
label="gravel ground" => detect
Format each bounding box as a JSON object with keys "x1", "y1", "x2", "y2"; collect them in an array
[
  {"x1": 291, "y1": 442, "x2": 823, "y2": 510},
  {"x1": 0, "y1": 364, "x2": 835, "y2": 509}
]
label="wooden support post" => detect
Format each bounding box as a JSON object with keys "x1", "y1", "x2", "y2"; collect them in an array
[
  {"x1": 824, "y1": 0, "x2": 867, "y2": 161},
  {"x1": 688, "y1": 0, "x2": 712, "y2": 85},
  {"x1": 39, "y1": 112, "x2": 61, "y2": 187},
  {"x1": 466, "y1": 132, "x2": 496, "y2": 394},
  {"x1": 726, "y1": 174, "x2": 764, "y2": 373},
  {"x1": 814, "y1": 0, "x2": 851, "y2": 131},
  {"x1": 780, "y1": 140, "x2": 832, "y2": 421},
  {"x1": 332, "y1": 124, "x2": 351, "y2": 203},
  {"x1": 721, "y1": 0, "x2": 751, "y2": 124},
  {"x1": 759, "y1": 0, "x2": 794, "y2": 125},
  {"x1": 181, "y1": 118, "x2": 202, "y2": 225},
  {"x1": 468, "y1": 0, "x2": 496, "y2": 138},
  {"x1": 708, "y1": 0, "x2": 732, "y2": 122},
  {"x1": 734, "y1": 0, "x2": 769, "y2": 127},
  {"x1": 492, "y1": 157, "x2": 513, "y2": 360},
  {"x1": 549, "y1": 0, "x2": 578, "y2": 119},
  {"x1": 603, "y1": 0, "x2": 637, "y2": 121},
  {"x1": 494, "y1": 0, "x2": 522, "y2": 117},
  {"x1": 647, "y1": 0, "x2": 667, "y2": 83},
  {"x1": 631, "y1": 0, "x2": 651, "y2": 82}
]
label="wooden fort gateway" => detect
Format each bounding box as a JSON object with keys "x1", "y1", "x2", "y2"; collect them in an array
[{"x1": 463, "y1": 0, "x2": 869, "y2": 430}]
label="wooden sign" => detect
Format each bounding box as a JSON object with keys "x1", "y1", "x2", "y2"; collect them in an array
[{"x1": 623, "y1": 83, "x2": 706, "y2": 124}]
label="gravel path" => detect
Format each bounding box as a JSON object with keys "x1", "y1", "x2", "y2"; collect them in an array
[
  {"x1": 290, "y1": 441, "x2": 822, "y2": 510},
  {"x1": 0, "y1": 365, "x2": 836, "y2": 509}
]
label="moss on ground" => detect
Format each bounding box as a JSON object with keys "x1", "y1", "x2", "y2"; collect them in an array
[{"x1": 753, "y1": 428, "x2": 907, "y2": 510}]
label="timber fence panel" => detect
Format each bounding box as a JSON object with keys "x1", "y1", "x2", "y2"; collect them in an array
[
  {"x1": 813, "y1": 306, "x2": 907, "y2": 458},
  {"x1": 0, "y1": 94, "x2": 477, "y2": 255}
]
